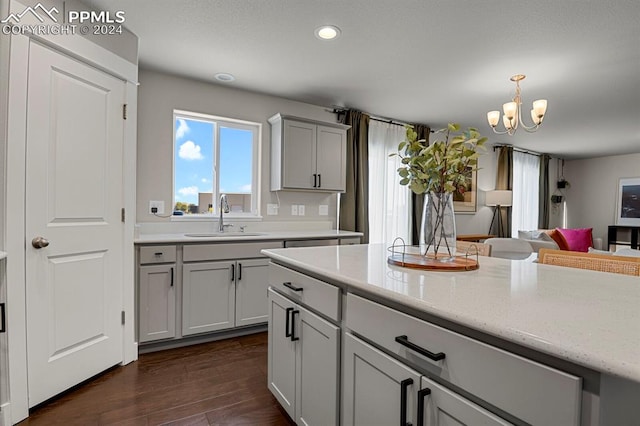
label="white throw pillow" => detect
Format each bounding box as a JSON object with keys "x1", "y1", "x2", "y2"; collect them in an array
[
  {"x1": 614, "y1": 248, "x2": 640, "y2": 258},
  {"x1": 588, "y1": 247, "x2": 613, "y2": 255},
  {"x1": 518, "y1": 230, "x2": 534, "y2": 239}
]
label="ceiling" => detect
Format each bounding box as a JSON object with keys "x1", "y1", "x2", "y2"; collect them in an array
[{"x1": 84, "y1": 0, "x2": 640, "y2": 159}]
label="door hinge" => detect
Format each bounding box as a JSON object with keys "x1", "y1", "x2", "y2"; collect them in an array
[
  {"x1": 122, "y1": 104, "x2": 127, "y2": 120},
  {"x1": 121, "y1": 207, "x2": 125, "y2": 223},
  {"x1": 121, "y1": 310, "x2": 125, "y2": 325}
]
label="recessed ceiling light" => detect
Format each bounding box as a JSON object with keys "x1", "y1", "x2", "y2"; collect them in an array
[
  {"x1": 315, "y1": 25, "x2": 341, "y2": 40},
  {"x1": 215, "y1": 73, "x2": 235, "y2": 82}
]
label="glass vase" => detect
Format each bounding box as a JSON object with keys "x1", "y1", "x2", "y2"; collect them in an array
[{"x1": 420, "y1": 192, "x2": 457, "y2": 261}]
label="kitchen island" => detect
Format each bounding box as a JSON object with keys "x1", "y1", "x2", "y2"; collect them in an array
[{"x1": 263, "y1": 243, "x2": 640, "y2": 426}]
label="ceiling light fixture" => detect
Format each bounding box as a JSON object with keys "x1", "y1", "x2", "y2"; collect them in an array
[
  {"x1": 315, "y1": 25, "x2": 341, "y2": 40},
  {"x1": 214, "y1": 73, "x2": 235, "y2": 82},
  {"x1": 487, "y1": 74, "x2": 547, "y2": 135}
]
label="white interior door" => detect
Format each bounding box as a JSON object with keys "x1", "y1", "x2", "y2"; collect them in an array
[{"x1": 25, "y1": 42, "x2": 125, "y2": 407}]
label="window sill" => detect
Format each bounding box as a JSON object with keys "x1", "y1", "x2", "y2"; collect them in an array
[{"x1": 170, "y1": 214, "x2": 263, "y2": 222}]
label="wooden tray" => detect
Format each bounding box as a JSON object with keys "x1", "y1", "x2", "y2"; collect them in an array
[{"x1": 387, "y1": 253, "x2": 479, "y2": 271}]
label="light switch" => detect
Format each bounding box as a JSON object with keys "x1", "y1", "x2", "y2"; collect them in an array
[
  {"x1": 298, "y1": 204, "x2": 305, "y2": 216},
  {"x1": 291, "y1": 205, "x2": 298, "y2": 216},
  {"x1": 319, "y1": 205, "x2": 329, "y2": 216},
  {"x1": 267, "y1": 203, "x2": 279, "y2": 215}
]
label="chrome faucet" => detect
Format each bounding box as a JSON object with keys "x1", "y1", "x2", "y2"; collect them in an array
[{"x1": 218, "y1": 194, "x2": 230, "y2": 232}]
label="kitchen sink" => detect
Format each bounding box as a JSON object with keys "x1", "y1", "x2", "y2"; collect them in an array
[{"x1": 184, "y1": 232, "x2": 265, "y2": 238}]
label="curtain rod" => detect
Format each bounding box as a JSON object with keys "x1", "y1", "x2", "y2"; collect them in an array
[
  {"x1": 492, "y1": 144, "x2": 544, "y2": 157},
  {"x1": 329, "y1": 108, "x2": 434, "y2": 133}
]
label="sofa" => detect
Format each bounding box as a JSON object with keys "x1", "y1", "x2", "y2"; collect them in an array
[{"x1": 517, "y1": 229, "x2": 603, "y2": 254}]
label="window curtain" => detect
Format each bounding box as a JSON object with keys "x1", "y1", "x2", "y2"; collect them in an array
[
  {"x1": 368, "y1": 121, "x2": 411, "y2": 245},
  {"x1": 538, "y1": 154, "x2": 551, "y2": 229},
  {"x1": 410, "y1": 124, "x2": 430, "y2": 245},
  {"x1": 512, "y1": 151, "x2": 540, "y2": 236},
  {"x1": 339, "y1": 110, "x2": 370, "y2": 243},
  {"x1": 493, "y1": 146, "x2": 513, "y2": 236}
]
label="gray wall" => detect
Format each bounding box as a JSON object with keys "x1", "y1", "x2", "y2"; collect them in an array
[
  {"x1": 137, "y1": 69, "x2": 339, "y2": 225},
  {"x1": 563, "y1": 153, "x2": 640, "y2": 244}
]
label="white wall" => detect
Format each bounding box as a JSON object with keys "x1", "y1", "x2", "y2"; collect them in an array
[
  {"x1": 563, "y1": 153, "x2": 640, "y2": 244},
  {"x1": 137, "y1": 69, "x2": 339, "y2": 227}
]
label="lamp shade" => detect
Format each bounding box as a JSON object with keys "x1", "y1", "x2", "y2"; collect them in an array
[{"x1": 486, "y1": 190, "x2": 513, "y2": 207}]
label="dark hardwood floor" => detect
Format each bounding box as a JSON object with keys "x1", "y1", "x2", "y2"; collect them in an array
[{"x1": 19, "y1": 333, "x2": 295, "y2": 425}]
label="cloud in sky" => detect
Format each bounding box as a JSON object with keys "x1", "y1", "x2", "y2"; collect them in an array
[
  {"x1": 177, "y1": 186, "x2": 199, "y2": 196},
  {"x1": 176, "y1": 118, "x2": 190, "y2": 139},
  {"x1": 178, "y1": 141, "x2": 204, "y2": 160},
  {"x1": 201, "y1": 178, "x2": 209, "y2": 183},
  {"x1": 240, "y1": 184, "x2": 252, "y2": 192}
]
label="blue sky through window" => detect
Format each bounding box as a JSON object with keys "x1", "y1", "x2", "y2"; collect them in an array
[{"x1": 174, "y1": 116, "x2": 253, "y2": 209}]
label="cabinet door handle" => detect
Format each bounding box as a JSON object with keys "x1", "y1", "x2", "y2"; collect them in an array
[
  {"x1": 291, "y1": 310, "x2": 300, "y2": 341},
  {"x1": 0, "y1": 303, "x2": 6, "y2": 333},
  {"x1": 395, "y1": 335, "x2": 446, "y2": 361},
  {"x1": 231, "y1": 264, "x2": 235, "y2": 282},
  {"x1": 313, "y1": 174, "x2": 317, "y2": 188},
  {"x1": 283, "y1": 281, "x2": 303, "y2": 292},
  {"x1": 238, "y1": 263, "x2": 242, "y2": 281},
  {"x1": 285, "y1": 307, "x2": 294, "y2": 338},
  {"x1": 170, "y1": 267, "x2": 174, "y2": 287},
  {"x1": 400, "y1": 378, "x2": 413, "y2": 426},
  {"x1": 416, "y1": 387, "x2": 431, "y2": 425},
  {"x1": 318, "y1": 173, "x2": 321, "y2": 188}
]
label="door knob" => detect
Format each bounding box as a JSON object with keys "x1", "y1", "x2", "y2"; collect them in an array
[{"x1": 32, "y1": 236, "x2": 50, "y2": 249}]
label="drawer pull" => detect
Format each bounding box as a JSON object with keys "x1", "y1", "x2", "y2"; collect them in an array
[
  {"x1": 283, "y1": 281, "x2": 303, "y2": 292},
  {"x1": 285, "y1": 307, "x2": 294, "y2": 338},
  {"x1": 416, "y1": 387, "x2": 431, "y2": 425},
  {"x1": 395, "y1": 335, "x2": 446, "y2": 361},
  {"x1": 291, "y1": 310, "x2": 300, "y2": 341},
  {"x1": 154, "y1": 252, "x2": 163, "y2": 256},
  {"x1": 0, "y1": 303, "x2": 6, "y2": 333},
  {"x1": 400, "y1": 378, "x2": 413, "y2": 426}
]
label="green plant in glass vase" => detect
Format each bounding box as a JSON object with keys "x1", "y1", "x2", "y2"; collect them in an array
[{"x1": 392, "y1": 123, "x2": 487, "y2": 259}]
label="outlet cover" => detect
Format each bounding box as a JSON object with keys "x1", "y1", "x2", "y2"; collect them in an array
[
  {"x1": 291, "y1": 205, "x2": 298, "y2": 216},
  {"x1": 298, "y1": 204, "x2": 305, "y2": 216},
  {"x1": 149, "y1": 200, "x2": 165, "y2": 215},
  {"x1": 267, "y1": 203, "x2": 279, "y2": 215},
  {"x1": 319, "y1": 205, "x2": 329, "y2": 216}
]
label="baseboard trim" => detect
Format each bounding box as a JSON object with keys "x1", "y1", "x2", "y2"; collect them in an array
[
  {"x1": 138, "y1": 324, "x2": 267, "y2": 354},
  {"x1": 1, "y1": 402, "x2": 11, "y2": 426}
]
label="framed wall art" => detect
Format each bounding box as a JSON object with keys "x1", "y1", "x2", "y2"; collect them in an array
[
  {"x1": 616, "y1": 177, "x2": 640, "y2": 226},
  {"x1": 453, "y1": 167, "x2": 477, "y2": 214}
]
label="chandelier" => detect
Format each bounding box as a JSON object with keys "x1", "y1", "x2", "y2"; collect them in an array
[{"x1": 487, "y1": 74, "x2": 547, "y2": 135}]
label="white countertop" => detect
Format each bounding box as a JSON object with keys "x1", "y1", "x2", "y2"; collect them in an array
[
  {"x1": 0, "y1": 251, "x2": 6, "y2": 260},
  {"x1": 262, "y1": 243, "x2": 640, "y2": 382},
  {"x1": 135, "y1": 229, "x2": 362, "y2": 244}
]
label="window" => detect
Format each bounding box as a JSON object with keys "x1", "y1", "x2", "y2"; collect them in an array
[
  {"x1": 368, "y1": 121, "x2": 411, "y2": 244},
  {"x1": 511, "y1": 151, "x2": 540, "y2": 236},
  {"x1": 173, "y1": 110, "x2": 260, "y2": 216}
]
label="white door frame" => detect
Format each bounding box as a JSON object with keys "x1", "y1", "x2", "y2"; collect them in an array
[{"x1": 5, "y1": 23, "x2": 138, "y2": 424}]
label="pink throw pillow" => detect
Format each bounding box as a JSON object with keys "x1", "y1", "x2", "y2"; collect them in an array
[{"x1": 556, "y1": 228, "x2": 593, "y2": 252}]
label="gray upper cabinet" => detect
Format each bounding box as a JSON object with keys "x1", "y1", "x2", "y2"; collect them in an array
[{"x1": 269, "y1": 114, "x2": 350, "y2": 192}]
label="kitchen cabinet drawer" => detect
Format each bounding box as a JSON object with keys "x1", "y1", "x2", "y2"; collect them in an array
[
  {"x1": 346, "y1": 293, "x2": 581, "y2": 426},
  {"x1": 269, "y1": 263, "x2": 340, "y2": 322},
  {"x1": 139, "y1": 245, "x2": 177, "y2": 264},
  {"x1": 183, "y1": 241, "x2": 283, "y2": 262}
]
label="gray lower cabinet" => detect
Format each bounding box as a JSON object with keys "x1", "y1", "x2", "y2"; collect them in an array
[
  {"x1": 342, "y1": 333, "x2": 510, "y2": 425},
  {"x1": 182, "y1": 258, "x2": 271, "y2": 336},
  {"x1": 268, "y1": 288, "x2": 340, "y2": 425},
  {"x1": 182, "y1": 261, "x2": 235, "y2": 336},
  {"x1": 139, "y1": 264, "x2": 176, "y2": 343}
]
